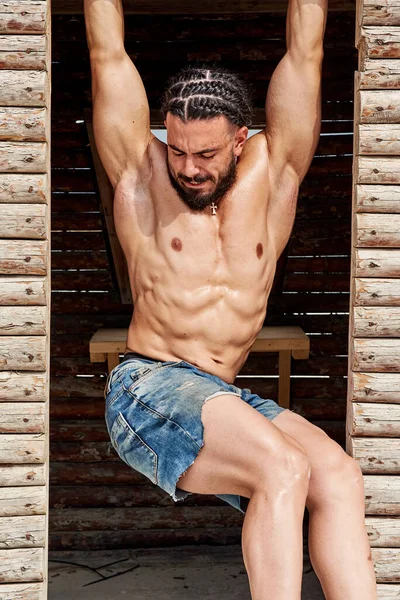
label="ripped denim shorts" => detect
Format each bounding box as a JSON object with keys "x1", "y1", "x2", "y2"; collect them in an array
[{"x1": 104, "y1": 351, "x2": 287, "y2": 514}]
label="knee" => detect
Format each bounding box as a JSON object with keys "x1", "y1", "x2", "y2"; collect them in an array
[
  {"x1": 258, "y1": 443, "x2": 311, "y2": 496},
  {"x1": 314, "y1": 445, "x2": 364, "y2": 500}
]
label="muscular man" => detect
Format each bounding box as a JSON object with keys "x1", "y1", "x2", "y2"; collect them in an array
[{"x1": 84, "y1": 1, "x2": 378, "y2": 598}]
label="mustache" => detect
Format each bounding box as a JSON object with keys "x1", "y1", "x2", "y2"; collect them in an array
[{"x1": 179, "y1": 174, "x2": 214, "y2": 184}]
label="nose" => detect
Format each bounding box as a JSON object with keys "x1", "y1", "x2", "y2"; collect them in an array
[{"x1": 182, "y1": 156, "x2": 200, "y2": 179}]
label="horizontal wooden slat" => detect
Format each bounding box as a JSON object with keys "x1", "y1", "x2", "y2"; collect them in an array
[
  {"x1": 0, "y1": 371, "x2": 47, "y2": 402},
  {"x1": 0, "y1": 582, "x2": 43, "y2": 600},
  {"x1": 359, "y1": 90, "x2": 400, "y2": 124},
  {"x1": 0, "y1": 486, "x2": 46, "y2": 516},
  {"x1": 358, "y1": 125, "x2": 400, "y2": 155},
  {"x1": 366, "y1": 516, "x2": 400, "y2": 547},
  {"x1": 0, "y1": 404, "x2": 45, "y2": 434},
  {"x1": 0, "y1": 240, "x2": 47, "y2": 275},
  {"x1": 0, "y1": 515, "x2": 45, "y2": 548},
  {"x1": 0, "y1": 548, "x2": 43, "y2": 583},
  {"x1": 362, "y1": 0, "x2": 400, "y2": 27},
  {"x1": 0, "y1": 1, "x2": 47, "y2": 34},
  {"x1": 373, "y1": 548, "x2": 400, "y2": 583},
  {"x1": 356, "y1": 157, "x2": 400, "y2": 184},
  {"x1": 0, "y1": 434, "x2": 45, "y2": 464},
  {"x1": 353, "y1": 339, "x2": 400, "y2": 372},
  {"x1": 354, "y1": 249, "x2": 400, "y2": 277},
  {"x1": 359, "y1": 64, "x2": 400, "y2": 89},
  {"x1": 355, "y1": 185, "x2": 400, "y2": 213},
  {"x1": 0, "y1": 142, "x2": 46, "y2": 173},
  {"x1": 0, "y1": 35, "x2": 46, "y2": 71},
  {"x1": 349, "y1": 373, "x2": 400, "y2": 403},
  {"x1": 0, "y1": 204, "x2": 46, "y2": 238},
  {"x1": 0, "y1": 464, "x2": 46, "y2": 487},
  {"x1": 0, "y1": 306, "x2": 47, "y2": 336},
  {"x1": 0, "y1": 108, "x2": 46, "y2": 142},
  {"x1": 355, "y1": 214, "x2": 400, "y2": 247},
  {"x1": 51, "y1": 0, "x2": 356, "y2": 14},
  {"x1": 0, "y1": 276, "x2": 46, "y2": 306},
  {"x1": 349, "y1": 402, "x2": 400, "y2": 436},
  {"x1": 364, "y1": 475, "x2": 400, "y2": 515},
  {"x1": 353, "y1": 307, "x2": 400, "y2": 336},
  {"x1": 350, "y1": 437, "x2": 400, "y2": 473},
  {"x1": 361, "y1": 26, "x2": 400, "y2": 59},
  {"x1": 354, "y1": 278, "x2": 400, "y2": 306},
  {"x1": 0, "y1": 337, "x2": 46, "y2": 371},
  {"x1": 0, "y1": 71, "x2": 46, "y2": 107},
  {"x1": 0, "y1": 174, "x2": 47, "y2": 204}
]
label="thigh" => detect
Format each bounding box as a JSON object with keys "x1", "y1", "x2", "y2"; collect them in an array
[{"x1": 176, "y1": 393, "x2": 306, "y2": 499}]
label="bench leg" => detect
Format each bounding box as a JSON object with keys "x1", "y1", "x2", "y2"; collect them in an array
[
  {"x1": 107, "y1": 353, "x2": 120, "y2": 373},
  {"x1": 278, "y1": 350, "x2": 291, "y2": 409}
]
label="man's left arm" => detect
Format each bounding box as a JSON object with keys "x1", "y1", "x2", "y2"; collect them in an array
[{"x1": 265, "y1": 0, "x2": 328, "y2": 258}]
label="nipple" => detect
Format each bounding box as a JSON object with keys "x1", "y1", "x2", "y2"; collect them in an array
[
  {"x1": 171, "y1": 237, "x2": 183, "y2": 252},
  {"x1": 256, "y1": 243, "x2": 263, "y2": 259}
]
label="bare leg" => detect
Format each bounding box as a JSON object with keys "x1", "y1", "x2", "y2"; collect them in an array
[{"x1": 272, "y1": 410, "x2": 378, "y2": 600}]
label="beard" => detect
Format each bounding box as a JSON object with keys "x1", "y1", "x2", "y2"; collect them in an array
[{"x1": 167, "y1": 155, "x2": 237, "y2": 212}]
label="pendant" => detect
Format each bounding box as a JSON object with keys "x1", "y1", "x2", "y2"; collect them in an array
[{"x1": 211, "y1": 202, "x2": 218, "y2": 215}]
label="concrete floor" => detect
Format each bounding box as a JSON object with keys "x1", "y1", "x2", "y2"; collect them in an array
[{"x1": 48, "y1": 545, "x2": 325, "y2": 599}]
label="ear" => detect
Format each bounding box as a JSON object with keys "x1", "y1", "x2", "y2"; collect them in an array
[{"x1": 234, "y1": 126, "x2": 249, "y2": 157}]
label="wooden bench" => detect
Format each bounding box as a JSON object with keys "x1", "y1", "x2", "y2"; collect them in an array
[{"x1": 89, "y1": 326, "x2": 310, "y2": 409}]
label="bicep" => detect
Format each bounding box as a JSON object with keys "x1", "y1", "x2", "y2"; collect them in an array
[
  {"x1": 90, "y1": 51, "x2": 151, "y2": 186},
  {"x1": 265, "y1": 51, "x2": 322, "y2": 184}
]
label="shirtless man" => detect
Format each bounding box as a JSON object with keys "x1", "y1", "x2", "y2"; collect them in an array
[{"x1": 84, "y1": 1, "x2": 378, "y2": 598}]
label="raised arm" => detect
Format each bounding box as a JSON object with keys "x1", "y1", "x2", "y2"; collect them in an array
[
  {"x1": 84, "y1": 0, "x2": 151, "y2": 188},
  {"x1": 265, "y1": 0, "x2": 328, "y2": 257}
]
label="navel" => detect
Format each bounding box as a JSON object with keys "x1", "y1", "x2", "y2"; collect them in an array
[
  {"x1": 171, "y1": 237, "x2": 183, "y2": 252},
  {"x1": 256, "y1": 243, "x2": 263, "y2": 259}
]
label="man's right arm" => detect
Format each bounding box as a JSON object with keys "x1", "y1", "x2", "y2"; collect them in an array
[{"x1": 84, "y1": 0, "x2": 151, "y2": 188}]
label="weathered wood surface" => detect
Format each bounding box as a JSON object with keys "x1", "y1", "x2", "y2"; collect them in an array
[
  {"x1": 355, "y1": 214, "x2": 400, "y2": 246},
  {"x1": 365, "y1": 476, "x2": 400, "y2": 515},
  {"x1": 354, "y1": 278, "x2": 400, "y2": 306},
  {"x1": 0, "y1": 240, "x2": 47, "y2": 275},
  {"x1": 0, "y1": 205, "x2": 46, "y2": 239},
  {"x1": 0, "y1": 336, "x2": 46, "y2": 371},
  {"x1": 358, "y1": 61, "x2": 400, "y2": 89},
  {"x1": 0, "y1": 276, "x2": 46, "y2": 306},
  {"x1": 354, "y1": 249, "x2": 400, "y2": 277},
  {"x1": 0, "y1": 515, "x2": 45, "y2": 548},
  {"x1": 0, "y1": 548, "x2": 43, "y2": 582},
  {"x1": 349, "y1": 373, "x2": 400, "y2": 403},
  {"x1": 0, "y1": 142, "x2": 46, "y2": 173},
  {"x1": 0, "y1": 464, "x2": 46, "y2": 487},
  {"x1": 353, "y1": 339, "x2": 400, "y2": 372},
  {"x1": 0, "y1": 71, "x2": 46, "y2": 107},
  {"x1": 0, "y1": 371, "x2": 47, "y2": 402},
  {"x1": 361, "y1": 26, "x2": 400, "y2": 58},
  {"x1": 353, "y1": 307, "x2": 400, "y2": 336},
  {"x1": 0, "y1": 434, "x2": 45, "y2": 464},
  {"x1": 358, "y1": 125, "x2": 400, "y2": 155},
  {"x1": 350, "y1": 437, "x2": 400, "y2": 473},
  {"x1": 373, "y1": 548, "x2": 400, "y2": 582},
  {"x1": 0, "y1": 174, "x2": 47, "y2": 204},
  {"x1": 0, "y1": 35, "x2": 46, "y2": 71},
  {"x1": 356, "y1": 157, "x2": 400, "y2": 184},
  {"x1": 359, "y1": 90, "x2": 400, "y2": 123},
  {"x1": 366, "y1": 517, "x2": 400, "y2": 546},
  {"x1": 355, "y1": 185, "x2": 400, "y2": 213},
  {"x1": 51, "y1": 0, "x2": 356, "y2": 14},
  {"x1": 0, "y1": 403, "x2": 45, "y2": 434},
  {"x1": 0, "y1": 307, "x2": 47, "y2": 336},
  {"x1": 0, "y1": 583, "x2": 43, "y2": 600},
  {"x1": 0, "y1": 486, "x2": 46, "y2": 516},
  {"x1": 361, "y1": 0, "x2": 400, "y2": 26},
  {"x1": 349, "y1": 402, "x2": 400, "y2": 436},
  {"x1": 0, "y1": 108, "x2": 46, "y2": 142},
  {"x1": 0, "y1": 1, "x2": 47, "y2": 34}
]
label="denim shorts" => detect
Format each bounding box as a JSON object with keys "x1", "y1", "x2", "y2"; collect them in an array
[{"x1": 104, "y1": 351, "x2": 287, "y2": 514}]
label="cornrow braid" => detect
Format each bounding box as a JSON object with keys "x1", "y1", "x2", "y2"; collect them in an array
[{"x1": 161, "y1": 64, "x2": 253, "y2": 128}]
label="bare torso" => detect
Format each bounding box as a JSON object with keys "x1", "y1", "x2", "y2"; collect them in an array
[{"x1": 114, "y1": 133, "x2": 297, "y2": 383}]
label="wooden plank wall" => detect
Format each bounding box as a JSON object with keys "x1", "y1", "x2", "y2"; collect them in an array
[
  {"x1": 50, "y1": 12, "x2": 356, "y2": 551},
  {"x1": 0, "y1": 1, "x2": 51, "y2": 599},
  {"x1": 346, "y1": 0, "x2": 400, "y2": 592}
]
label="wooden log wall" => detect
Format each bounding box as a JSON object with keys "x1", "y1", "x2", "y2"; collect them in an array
[
  {"x1": 346, "y1": 0, "x2": 400, "y2": 592},
  {"x1": 0, "y1": 1, "x2": 51, "y2": 599},
  {"x1": 50, "y1": 12, "x2": 356, "y2": 551}
]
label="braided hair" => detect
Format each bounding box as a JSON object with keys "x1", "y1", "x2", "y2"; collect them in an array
[{"x1": 161, "y1": 64, "x2": 253, "y2": 129}]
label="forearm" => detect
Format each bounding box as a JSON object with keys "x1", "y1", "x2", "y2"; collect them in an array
[
  {"x1": 84, "y1": 0, "x2": 125, "y2": 57},
  {"x1": 287, "y1": 0, "x2": 328, "y2": 58}
]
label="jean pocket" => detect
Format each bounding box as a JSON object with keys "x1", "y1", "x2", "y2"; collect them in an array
[{"x1": 110, "y1": 412, "x2": 158, "y2": 485}]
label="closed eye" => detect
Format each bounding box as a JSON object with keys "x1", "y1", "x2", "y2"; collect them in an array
[{"x1": 200, "y1": 154, "x2": 216, "y2": 160}]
